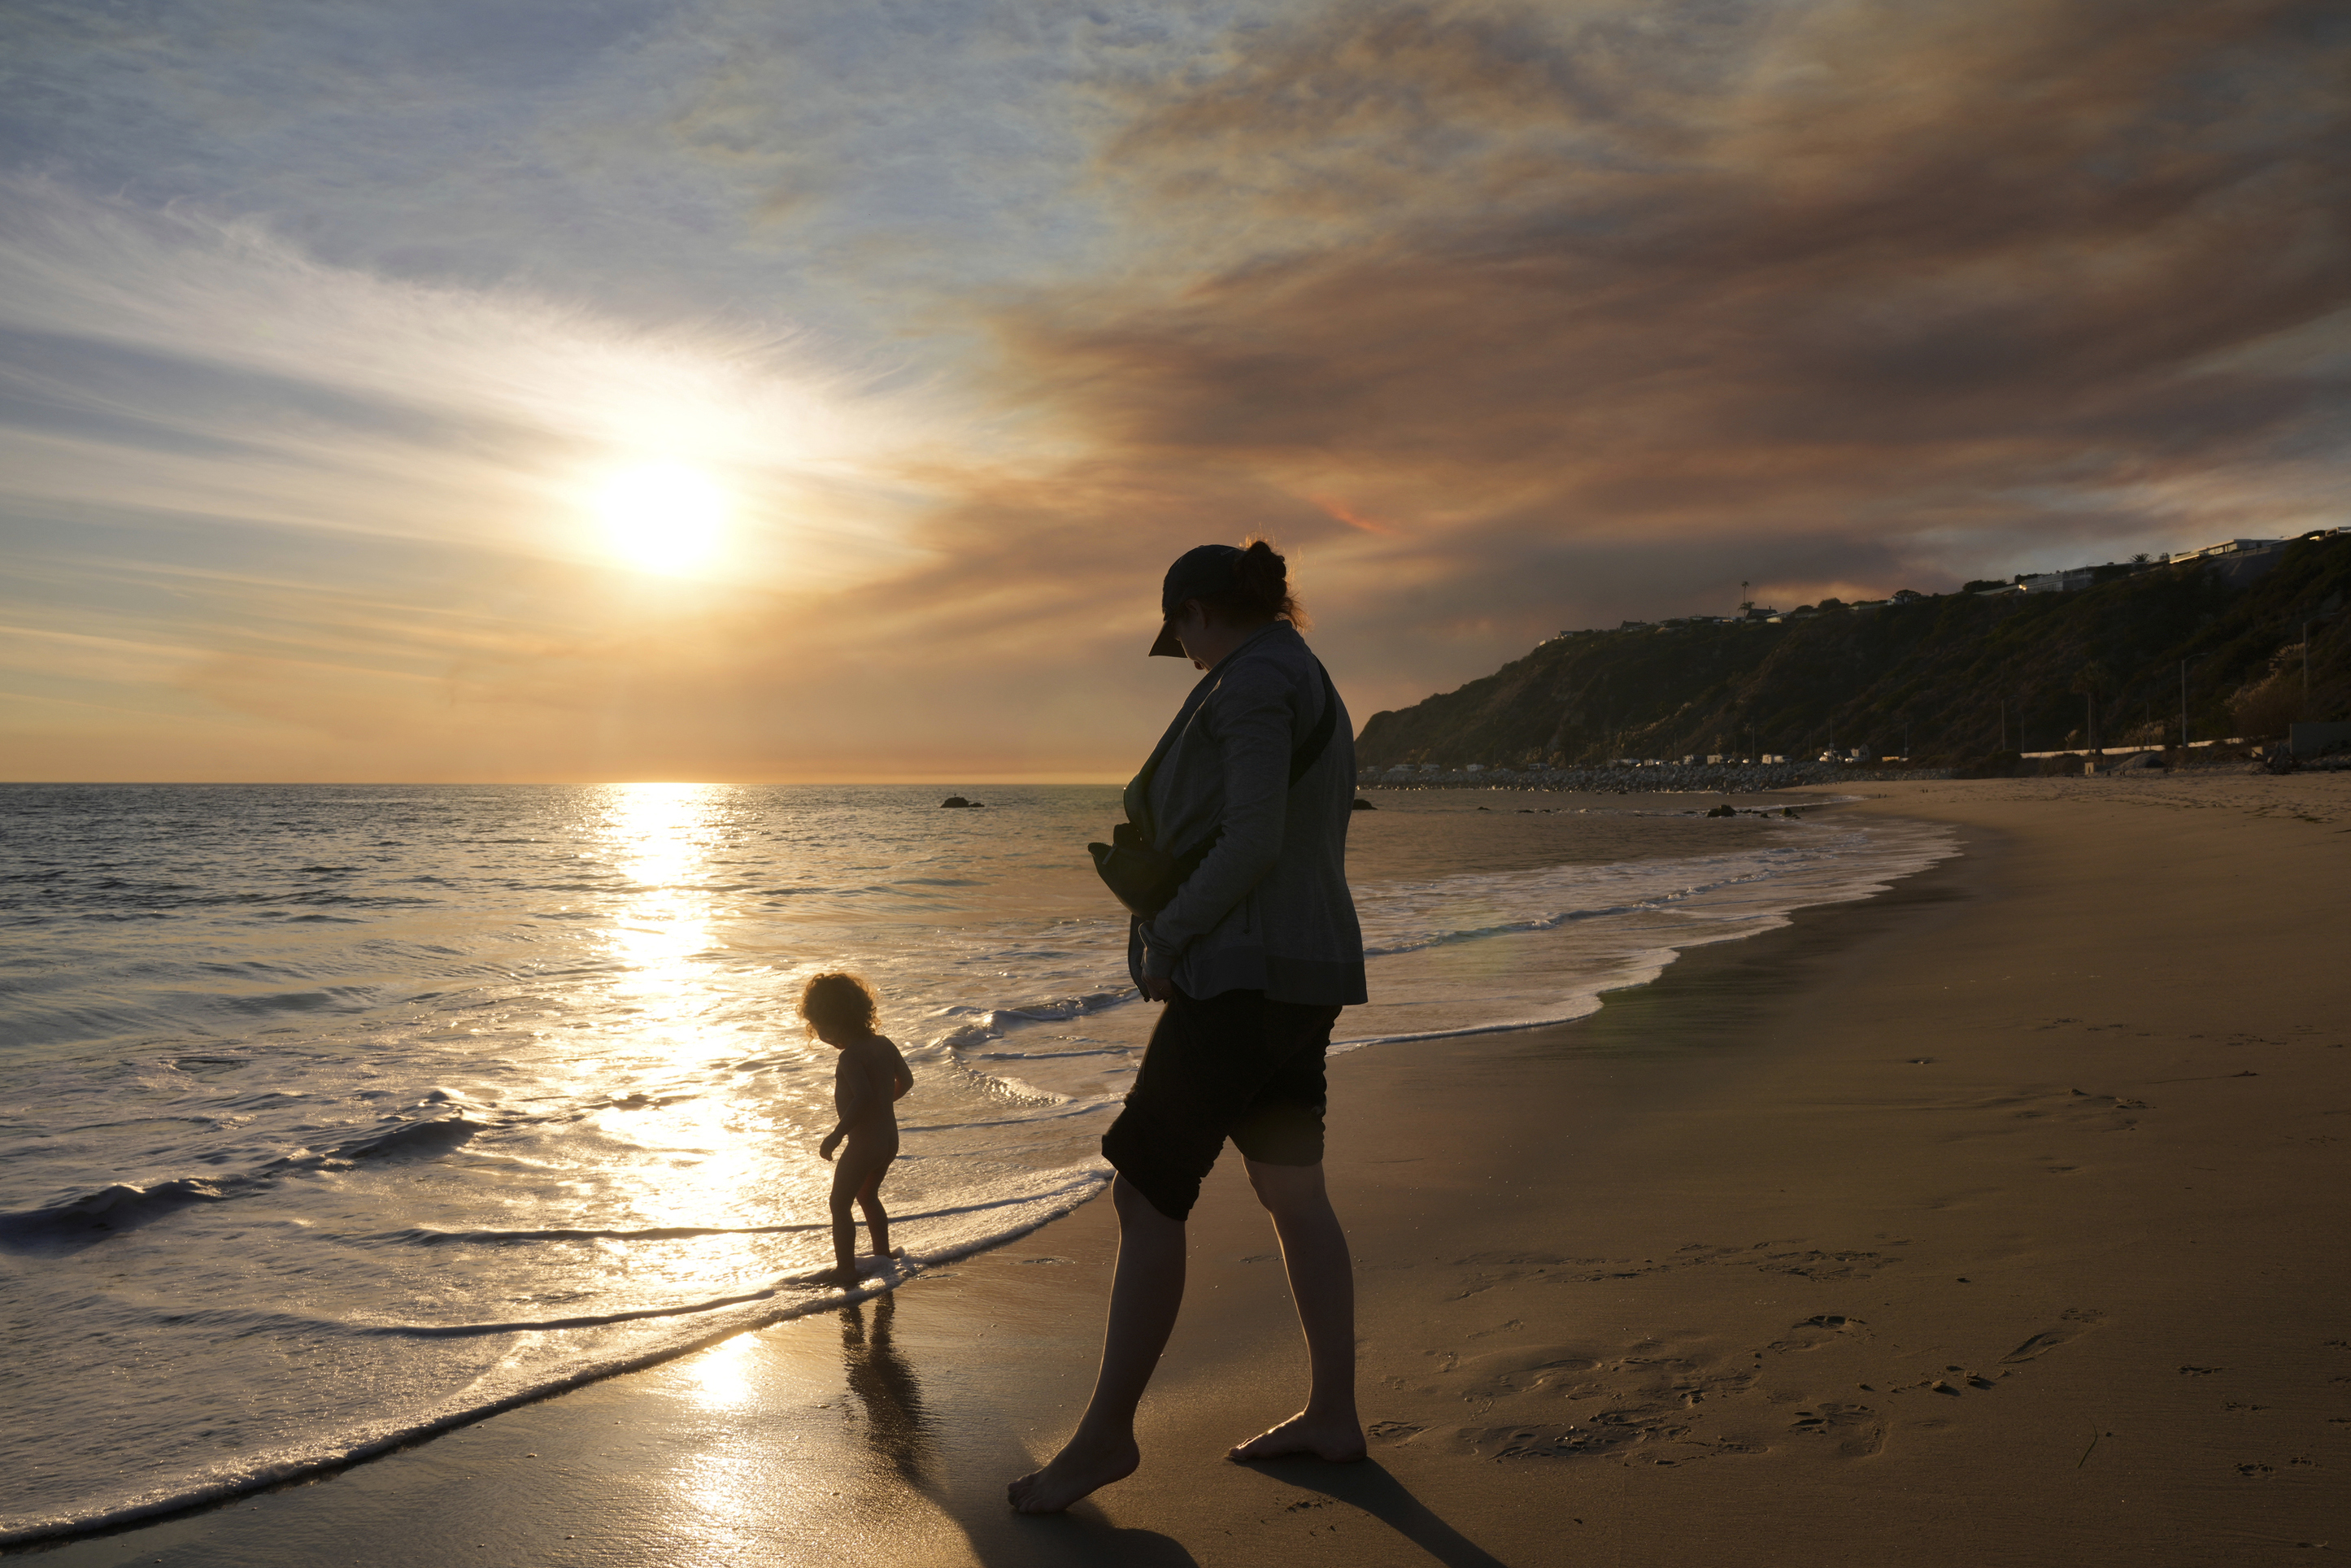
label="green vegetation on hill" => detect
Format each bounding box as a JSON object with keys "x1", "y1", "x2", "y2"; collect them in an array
[{"x1": 1355, "y1": 534, "x2": 2351, "y2": 769}]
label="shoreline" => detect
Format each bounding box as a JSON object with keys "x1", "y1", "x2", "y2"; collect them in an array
[
  {"x1": 23, "y1": 773, "x2": 2351, "y2": 1566},
  {"x1": 1, "y1": 782, "x2": 1935, "y2": 1550}
]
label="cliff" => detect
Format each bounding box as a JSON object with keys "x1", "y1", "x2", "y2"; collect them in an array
[{"x1": 1355, "y1": 534, "x2": 2351, "y2": 769}]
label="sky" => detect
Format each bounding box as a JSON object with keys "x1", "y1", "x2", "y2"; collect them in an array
[{"x1": 2, "y1": 0, "x2": 2346, "y2": 782}]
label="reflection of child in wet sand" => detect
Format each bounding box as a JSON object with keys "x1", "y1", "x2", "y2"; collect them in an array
[{"x1": 803, "y1": 973, "x2": 912, "y2": 1287}]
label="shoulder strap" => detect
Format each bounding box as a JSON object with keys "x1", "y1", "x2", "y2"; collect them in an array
[
  {"x1": 1287, "y1": 662, "x2": 1342, "y2": 786},
  {"x1": 1138, "y1": 659, "x2": 1341, "y2": 810}
]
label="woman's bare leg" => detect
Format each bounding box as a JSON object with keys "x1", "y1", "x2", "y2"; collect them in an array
[
  {"x1": 1006, "y1": 1175, "x2": 1186, "y2": 1513},
  {"x1": 1229, "y1": 1159, "x2": 1365, "y2": 1461}
]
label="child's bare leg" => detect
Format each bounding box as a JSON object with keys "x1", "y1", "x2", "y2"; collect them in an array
[
  {"x1": 1006, "y1": 1175, "x2": 1183, "y2": 1513},
  {"x1": 856, "y1": 1164, "x2": 891, "y2": 1257},
  {"x1": 1229, "y1": 1159, "x2": 1365, "y2": 1462},
  {"x1": 827, "y1": 1142, "x2": 895, "y2": 1282},
  {"x1": 827, "y1": 1157, "x2": 864, "y2": 1283}
]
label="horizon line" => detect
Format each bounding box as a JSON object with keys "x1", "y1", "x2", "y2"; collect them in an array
[{"x1": 0, "y1": 775, "x2": 1135, "y2": 787}]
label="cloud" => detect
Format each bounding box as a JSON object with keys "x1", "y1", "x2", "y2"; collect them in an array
[
  {"x1": 0, "y1": 176, "x2": 930, "y2": 564},
  {"x1": 4, "y1": 0, "x2": 2347, "y2": 777},
  {"x1": 0, "y1": 178, "x2": 1019, "y2": 779},
  {"x1": 973, "y1": 0, "x2": 2351, "y2": 683}
]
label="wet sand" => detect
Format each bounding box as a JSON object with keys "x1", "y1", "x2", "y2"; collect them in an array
[{"x1": 31, "y1": 773, "x2": 2351, "y2": 1566}]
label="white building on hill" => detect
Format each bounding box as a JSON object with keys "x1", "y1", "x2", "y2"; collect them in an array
[{"x1": 2165, "y1": 538, "x2": 2281, "y2": 564}]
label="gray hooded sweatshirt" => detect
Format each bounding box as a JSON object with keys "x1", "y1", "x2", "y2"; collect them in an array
[{"x1": 1127, "y1": 621, "x2": 1367, "y2": 1006}]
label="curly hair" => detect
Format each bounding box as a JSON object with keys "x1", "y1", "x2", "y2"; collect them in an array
[{"x1": 798, "y1": 971, "x2": 879, "y2": 1034}]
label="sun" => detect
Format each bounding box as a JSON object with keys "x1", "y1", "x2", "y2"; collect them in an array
[{"x1": 591, "y1": 461, "x2": 729, "y2": 574}]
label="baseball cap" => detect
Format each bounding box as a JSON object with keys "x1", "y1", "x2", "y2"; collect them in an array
[{"x1": 1148, "y1": 543, "x2": 1242, "y2": 657}]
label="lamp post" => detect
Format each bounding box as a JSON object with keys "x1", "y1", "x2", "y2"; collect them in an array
[{"x1": 2179, "y1": 656, "x2": 2201, "y2": 751}]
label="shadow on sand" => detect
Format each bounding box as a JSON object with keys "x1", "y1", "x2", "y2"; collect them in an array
[
  {"x1": 839, "y1": 1291, "x2": 935, "y2": 1490},
  {"x1": 839, "y1": 1293, "x2": 1196, "y2": 1566},
  {"x1": 1232, "y1": 1457, "x2": 1512, "y2": 1568}
]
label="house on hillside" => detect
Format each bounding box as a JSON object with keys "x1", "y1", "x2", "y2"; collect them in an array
[
  {"x1": 2165, "y1": 538, "x2": 2281, "y2": 564},
  {"x1": 2166, "y1": 537, "x2": 2293, "y2": 588}
]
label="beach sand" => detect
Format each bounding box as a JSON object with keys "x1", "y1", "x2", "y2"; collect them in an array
[{"x1": 31, "y1": 773, "x2": 2351, "y2": 1566}]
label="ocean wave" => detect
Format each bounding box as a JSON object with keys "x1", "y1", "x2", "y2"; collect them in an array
[
  {"x1": 962, "y1": 1045, "x2": 1130, "y2": 1061},
  {"x1": 0, "y1": 1175, "x2": 242, "y2": 1237},
  {"x1": 1331, "y1": 998, "x2": 1615, "y2": 1052},
  {"x1": 356, "y1": 1284, "x2": 796, "y2": 1337},
  {"x1": 895, "y1": 1100, "x2": 1111, "y2": 1133},
  {"x1": 322, "y1": 1113, "x2": 491, "y2": 1161},
  {"x1": 369, "y1": 1183, "x2": 1114, "y2": 1246},
  {"x1": 0, "y1": 1161, "x2": 1110, "y2": 1548},
  {"x1": 0, "y1": 1112, "x2": 498, "y2": 1241},
  {"x1": 930, "y1": 989, "x2": 1134, "y2": 1054},
  {"x1": 1356, "y1": 887, "x2": 1710, "y2": 958},
  {"x1": 1352, "y1": 835, "x2": 1880, "y2": 960}
]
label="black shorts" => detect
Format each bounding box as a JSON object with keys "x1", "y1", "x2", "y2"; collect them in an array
[{"x1": 1101, "y1": 986, "x2": 1343, "y2": 1222}]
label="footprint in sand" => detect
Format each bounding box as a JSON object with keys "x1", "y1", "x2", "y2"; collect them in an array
[
  {"x1": 1753, "y1": 1249, "x2": 1896, "y2": 1283},
  {"x1": 1452, "y1": 1422, "x2": 1651, "y2": 1460},
  {"x1": 1787, "y1": 1401, "x2": 1885, "y2": 1458},
  {"x1": 1449, "y1": 1344, "x2": 1607, "y2": 1397},
  {"x1": 2002, "y1": 1309, "x2": 2106, "y2": 1365},
  {"x1": 1766, "y1": 1313, "x2": 1868, "y2": 1354}
]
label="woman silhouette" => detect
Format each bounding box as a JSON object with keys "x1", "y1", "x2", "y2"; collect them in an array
[{"x1": 1009, "y1": 539, "x2": 1368, "y2": 1514}]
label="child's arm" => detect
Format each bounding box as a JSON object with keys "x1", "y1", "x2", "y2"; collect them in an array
[
  {"x1": 864, "y1": 1043, "x2": 903, "y2": 1123},
  {"x1": 816, "y1": 1044, "x2": 894, "y2": 1161},
  {"x1": 817, "y1": 1065, "x2": 869, "y2": 1163},
  {"x1": 883, "y1": 1037, "x2": 913, "y2": 1100}
]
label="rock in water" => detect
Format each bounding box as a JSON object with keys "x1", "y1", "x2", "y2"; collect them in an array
[
  {"x1": 941, "y1": 795, "x2": 980, "y2": 808},
  {"x1": 1351, "y1": 798, "x2": 1378, "y2": 811}
]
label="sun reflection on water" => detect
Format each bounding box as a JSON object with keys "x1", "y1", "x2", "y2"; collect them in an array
[
  {"x1": 604, "y1": 782, "x2": 720, "y2": 991},
  {"x1": 684, "y1": 1328, "x2": 759, "y2": 1410},
  {"x1": 590, "y1": 782, "x2": 795, "y2": 1250}
]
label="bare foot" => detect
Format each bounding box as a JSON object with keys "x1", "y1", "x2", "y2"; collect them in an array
[
  {"x1": 1228, "y1": 1410, "x2": 1367, "y2": 1463},
  {"x1": 1006, "y1": 1432, "x2": 1140, "y2": 1514}
]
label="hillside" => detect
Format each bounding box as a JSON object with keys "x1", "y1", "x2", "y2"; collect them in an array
[{"x1": 1355, "y1": 534, "x2": 2351, "y2": 769}]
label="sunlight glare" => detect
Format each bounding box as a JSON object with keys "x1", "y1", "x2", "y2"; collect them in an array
[
  {"x1": 593, "y1": 462, "x2": 728, "y2": 574},
  {"x1": 606, "y1": 782, "x2": 717, "y2": 984},
  {"x1": 684, "y1": 1330, "x2": 759, "y2": 1412}
]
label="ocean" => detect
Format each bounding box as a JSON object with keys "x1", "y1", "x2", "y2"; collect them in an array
[{"x1": 0, "y1": 782, "x2": 1952, "y2": 1541}]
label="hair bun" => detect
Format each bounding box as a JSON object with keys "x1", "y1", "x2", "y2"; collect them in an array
[
  {"x1": 1235, "y1": 539, "x2": 1287, "y2": 593},
  {"x1": 1209, "y1": 536, "x2": 1308, "y2": 630}
]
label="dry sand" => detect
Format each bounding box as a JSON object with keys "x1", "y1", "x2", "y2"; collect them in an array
[{"x1": 32, "y1": 773, "x2": 2351, "y2": 1567}]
